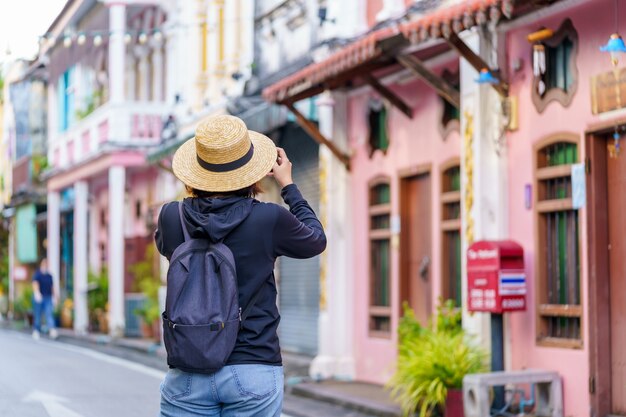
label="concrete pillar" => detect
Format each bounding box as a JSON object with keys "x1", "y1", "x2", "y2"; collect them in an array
[
  {"x1": 459, "y1": 29, "x2": 509, "y2": 354},
  {"x1": 108, "y1": 166, "x2": 126, "y2": 337},
  {"x1": 8, "y1": 219, "x2": 15, "y2": 315},
  {"x1": 126, "y1": 53, "x2": 136, "y2": 102},
  {"x1": 137, "y1": 47, "x2": 150, "y2": 101},
  {"x1": 108, "y1": 3, "x2": 126, "y2": 104},
  {"x1": 89, "y1": 197, "x2": 100, "y2": 274},
  {"x1": 73, "y1": 181, "x2": 89, "y2": 334},
  {"x1": 46, "y1": 191, "x2": 61, "y2": 300},
  {"x1": 151, "y1": 41, "x2": 164, "y2": 102},
  {"x1": 310, "y1": 92, "x2": 355, "y2": 380}
]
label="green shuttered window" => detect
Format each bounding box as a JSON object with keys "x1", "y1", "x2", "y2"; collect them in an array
[
  {"x1": 441, "y1": 163, "x2": 462, "y2": 308},
  {"x1": 369, "y1": 180, "x2": 391, "y2": 336},
  {"x1": 535, "y1": 139, "x2": 582, "y2": 348}
]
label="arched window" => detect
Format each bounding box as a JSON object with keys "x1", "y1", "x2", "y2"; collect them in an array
[
  {"x1": 367, "y1": 98, "x2": 389, "y2": 156},
  {"x1": 531, "y1": 19, "x2": 578, "y2": 112},
  {"x1": 534, "y1": 134, "x2": 582, "y2": 347},
  {"x1": 369, "y1": 178, "x2": 391, "y2": 336},
  {"x1": 441, "y1": 160, "x2": 461, "y2": 307}
]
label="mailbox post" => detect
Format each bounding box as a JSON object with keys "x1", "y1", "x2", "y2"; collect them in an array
[{"x1": 467, "y1": 241, "x2": 526, "y2": 409}]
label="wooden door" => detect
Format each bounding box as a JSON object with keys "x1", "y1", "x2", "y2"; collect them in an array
[
  {"x1": 400, "y1": 173, "x2": 432, "y2": 325},
  {"x1": 608, "y1": 144, "x2": 626, "y2": 414}
]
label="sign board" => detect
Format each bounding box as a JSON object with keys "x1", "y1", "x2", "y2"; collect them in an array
[
  {"x1": 13, "y1": 266, "x2": 28, "y2": 281},
  {"x1": 571, "y1": 163, "x2": 586, "y2": 209},
  {"x1": 467, "y1": 241, "x2": 526, "y2": 314},
  {"x1": 591, "y1": 68, "x2": 626, "y2": 114}
]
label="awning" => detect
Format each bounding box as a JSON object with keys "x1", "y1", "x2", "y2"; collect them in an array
[
  {"x1": 263, "y1": 0, "x2": 512, "y2": 104},
  {"x1": 262, "y1": 0, "x2": 514, "y2": 169}
]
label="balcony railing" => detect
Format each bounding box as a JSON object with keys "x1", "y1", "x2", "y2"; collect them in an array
[{"x1": 50, "y1": 101, "x2": 171, "y2": 169}]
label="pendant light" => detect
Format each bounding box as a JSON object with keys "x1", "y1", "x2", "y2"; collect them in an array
[{"x1": 600, "y1": 0, "x2": 626, "y2": 66}]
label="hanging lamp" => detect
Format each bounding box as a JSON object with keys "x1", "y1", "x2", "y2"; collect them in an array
[
  {"x1": 601, "y1": 0, "x2": 626, "y2": 66},
  {"x1": 475, "y1": 68, "x2": 499, "y2": 84}
]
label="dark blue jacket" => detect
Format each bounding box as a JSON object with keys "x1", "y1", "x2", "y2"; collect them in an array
[{"x1": 155, "y1": 184, "x2": 326, "y2": 366}]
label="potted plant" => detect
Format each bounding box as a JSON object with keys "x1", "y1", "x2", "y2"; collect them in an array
[
  {"x1": 60, "y1": 298, "x2": 74, "y2": 328},
  {"x1": 87, "y1": 268, "x2": 109, "y2": 333},
  {"x1": 388, "y1": 300, "x2": 488, "y2": 417},
  {"x1": 130, "y1": 245, "x2": 162, "y2": 341},
  {"x1": 0, "y1": 238, "x2": 9, "y2": 317},
  {"x1": 13, "y1": 286, "x2": 34, "y2": 326}
]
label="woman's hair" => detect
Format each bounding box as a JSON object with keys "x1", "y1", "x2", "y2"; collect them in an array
[{"x1": 186, "y1": 182, "x2": 264, "y2": 199}]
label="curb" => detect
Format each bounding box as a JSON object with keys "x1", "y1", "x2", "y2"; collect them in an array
[{"x1": 291, "y1": 383, "x2": 401, "y2": 417}]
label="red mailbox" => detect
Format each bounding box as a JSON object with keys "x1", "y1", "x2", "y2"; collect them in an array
[{"x1": 467, "y1": 240, "x2": 526, "y2": 313}]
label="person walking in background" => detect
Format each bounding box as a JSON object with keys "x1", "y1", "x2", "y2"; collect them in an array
[
  {"x1": 32, "y1": 258, "x2": 58, "y2": 340},
  {"x1": 155, "y1": 115, "x2": 326, "y2": 416}
]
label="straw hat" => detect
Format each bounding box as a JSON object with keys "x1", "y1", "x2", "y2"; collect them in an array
[{"x1": 172, "y1": 115, "x2": 277, "y2": 192}]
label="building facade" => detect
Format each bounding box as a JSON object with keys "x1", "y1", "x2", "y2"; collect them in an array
[
  {"x1": 1, "y1": 59, "x2": 49, "y2": 313},
  {"x1": 42, "y1": 0, "x2": 177, "y2": 336},
  {"x1": 264, "y1": 0, "x2": 626, "y2": 415}
]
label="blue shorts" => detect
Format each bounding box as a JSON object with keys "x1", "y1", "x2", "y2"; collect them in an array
[{"x1": 160, "y1": 364, "x2": 284, "y2": 417}]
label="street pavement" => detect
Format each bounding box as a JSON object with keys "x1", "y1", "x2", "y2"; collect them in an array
[
  {"x1": 0, "y1": 329, "x2": 164, "y2": 417},
  {"x1": 0, "y1": 329, "x2": 295, "y2": 417}
]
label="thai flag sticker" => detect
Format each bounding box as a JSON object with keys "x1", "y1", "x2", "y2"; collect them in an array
[{"x1": 499, "y1": 273, "x2": 526, "y2": 296}]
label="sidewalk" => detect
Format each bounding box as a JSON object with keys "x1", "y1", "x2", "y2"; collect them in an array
[{"x1": 1, "y1": 320, "x2": 402, "y2": 417}]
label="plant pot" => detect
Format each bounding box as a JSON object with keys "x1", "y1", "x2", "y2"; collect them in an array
[
  {"x1": 152, "y1": 320, "x2": 161, "y2": 343},
  {"x1": 141, "y1": 321, "x2": 154, "y2": 339},
  {"x1": 96, "y1": 309, "x2": 109, "y2": 334},
  {"x1": 444, "y1": 388, "x2": 464, "y2": 417},
  {"x1": 61, "y1": 306, "x2": 73, "y2": 328}
]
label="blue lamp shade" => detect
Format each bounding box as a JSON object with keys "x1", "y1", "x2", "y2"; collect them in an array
[
  {"x1": 475, "y1": 68, "x2": 500, "y2": 84},
  {"x1": 600, "y1": 33, "x2": 626, "y2": 53}
]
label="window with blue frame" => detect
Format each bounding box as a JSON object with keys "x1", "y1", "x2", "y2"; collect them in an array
[{"x1": 58, "y1": 67, "x2": 76, "y2": 132}]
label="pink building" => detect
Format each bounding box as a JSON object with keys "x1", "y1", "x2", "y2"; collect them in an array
[
  {"x1": 505, "y1": 1, "x2": 626, "y2": 414},
  {"x1": 265, "y1": 0, "x2": 625, "y2": 415},
  {"x1": 44, "y1": 0, "x2": 171, "y2": 336}
]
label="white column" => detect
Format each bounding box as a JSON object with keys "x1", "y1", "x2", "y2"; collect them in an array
[
  {"x1": 89, "y1": 198, "x2": 100, "y2": 274},
  {"x1": 46, "y1": 191, "x2": 61, "y2": 300},
  {"x1": 310, "y1": 92, "x2": 355, "y2": 380},
  {"x1": 136, "y1": 46, "x2": 150, "y2": 101},
  {"x1": 126, "y1": 53, "x2": 136, "y2": 102},
  {"x1": 109, "y1": 3, "x2": 126, "y2": 104},
  {"x1": 108, "y1": 166, "x2": 126, "y2": 337},
  {"x1": 459, "y1": 29, "x2": 509, "y2": 352},
  {"x1": 151, "y1": 41, "x2": 164, "y2": 102},
  {"x1": 73, "y1": 181, "x2": 89, "y2": 334},
  {"x1": 8, "y1": 219, "x2": 15, "y2": 316}
]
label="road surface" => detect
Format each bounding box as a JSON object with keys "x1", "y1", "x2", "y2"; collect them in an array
[{"x1": 0, "y1": 329, "x2": 293, "y2": 417}]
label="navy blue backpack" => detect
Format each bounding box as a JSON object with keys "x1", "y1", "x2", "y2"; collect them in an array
[{"x1": 161, "y1": 203, "x2": 260, "y2": 373}]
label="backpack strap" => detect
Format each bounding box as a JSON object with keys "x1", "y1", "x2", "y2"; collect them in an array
[
  {"x1": 241, "y1": 285, "x2": 263, "y2": 323},
  {"x1": 178, "y1": 202, "x2": 191, "y2": 241}
]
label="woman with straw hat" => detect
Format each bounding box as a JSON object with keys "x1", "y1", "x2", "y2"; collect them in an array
[{"x1": 155, "y1": 115, "x2": 326, "y2": 416}]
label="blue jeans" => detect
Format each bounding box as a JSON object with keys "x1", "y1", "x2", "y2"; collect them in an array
[
  {"x1": 160, "y1": 364, "x2": 284, "y2": 417},
  {"x1": 33, "y1": 296, "x2": 55, "y2": 332}
]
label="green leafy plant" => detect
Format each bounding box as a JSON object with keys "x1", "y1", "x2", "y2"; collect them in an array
[
  {"x1": 130, "y1": 246, "x2": 161, "y2": 327},
  {"x1": 13, "y1": 286, "x2": 33, "y2": 319},
  {"x1": 75, "y1": 90, "x2": 103, "y2": 120},
  {"x1": 31, "y1": 155, "x2": 49, "y2": 181},
  {"x1": 388, "y1": 300, "x2": 488, "y2": 417},
  {"x1": 0, "y1": 223, "x2": 9, "y2": 297},
  {"x1": 88, "y1": 268, "x2": 108, "y2": 310},
  {"x1": 88, "y1": 268, "x2": 109, "y2": 332}
]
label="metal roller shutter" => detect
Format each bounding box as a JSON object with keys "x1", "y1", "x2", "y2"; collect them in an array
[{"x1": 277, "y1": 123, "x2": 320, "y2": 356}]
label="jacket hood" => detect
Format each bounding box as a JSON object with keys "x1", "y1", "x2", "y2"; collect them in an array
[{"x1": 181, "y1": 196, "x2": 254, "y2": 243}]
